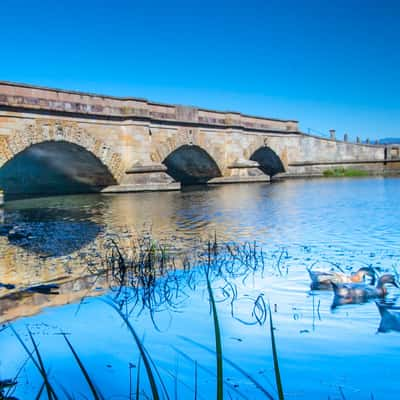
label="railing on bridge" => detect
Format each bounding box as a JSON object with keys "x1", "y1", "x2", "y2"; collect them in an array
[
  {"x1": 306, "y1": 127, "x2": 380, "y2": 146},
  {"x1": 305, "y1": 128, "x2": 400, "y2": 165}
]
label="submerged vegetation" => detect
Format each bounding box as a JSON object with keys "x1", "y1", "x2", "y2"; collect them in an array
[
  {"x1": 2, "y1": 233, "x2": 397, "y2": 399},
  {"x1": 3, "y1": 237, "x2": 287, "y2": 400},
  {"x1": 322, "y1": 167, "x2": 369, "y2": 177}
]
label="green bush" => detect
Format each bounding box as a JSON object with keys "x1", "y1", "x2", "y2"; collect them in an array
[{"x1": 323, "y1": 168, "x2": 369, "y2": 177}]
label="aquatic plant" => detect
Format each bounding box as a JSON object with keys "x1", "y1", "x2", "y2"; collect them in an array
[
  {"x1": 9, "y1": 325, "x2": 59, "y2": 400},
  {"x1": 63, "y1": 334, "x2": 104, "y2": 399},
  {"x1": 0, "y1": 379, "x2": 17, "y2": 400},
  {"x1": 104, "y1": 300, "x2": 164, "y2": 400},
  {"x1": 6, "y1": 237, "x2": 289, "y2": 399},
  {"x1": 205, "y1": 264, "x2": 224, "y2": 400},
  {"x1": 99, "y1": 236, "x2": 271, "y2": 329},
  {"x1": 268, "y1": 305, "x2": 284, "y2": 400}
]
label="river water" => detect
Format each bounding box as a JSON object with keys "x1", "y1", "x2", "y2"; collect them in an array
[{"x1": 1, "y1": 177, "x2": 400, "y2": 399}]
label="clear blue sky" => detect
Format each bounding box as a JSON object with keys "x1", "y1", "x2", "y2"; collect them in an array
[{"x1": 1, "y1": 0, "x2": 399, "y2": 139}]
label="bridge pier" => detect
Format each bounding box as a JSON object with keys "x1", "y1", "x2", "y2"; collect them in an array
[
  {"x1": 101, "y1": 182, "x2": 181, "y2": 193},
  {"x1": 208, "y1": 159, "x2": 269, "y2": 184},
  {"x1": 105, "y1": 162, "x2": 181, "y2": 192}
]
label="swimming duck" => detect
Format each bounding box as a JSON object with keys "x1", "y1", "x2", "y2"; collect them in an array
[
  {"x1": 308, "y1": 266, "x2": 375, "y2": 290},
  {"x1": 331, "y1": 274, "x2": 398, "y2": 307}
]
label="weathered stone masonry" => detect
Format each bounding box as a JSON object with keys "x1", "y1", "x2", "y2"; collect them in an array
[{"x1": 0, "y1": 81, "x2": 396, "y2": 195}]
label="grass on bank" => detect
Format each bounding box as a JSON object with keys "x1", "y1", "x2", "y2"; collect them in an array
[{"x1": 323, "y1": 167, "x2": 369, "y2": 177}]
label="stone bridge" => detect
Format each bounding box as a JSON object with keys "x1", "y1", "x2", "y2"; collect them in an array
[{"x1": 0, "y1": 81, "x2": 397, "y2": 197}]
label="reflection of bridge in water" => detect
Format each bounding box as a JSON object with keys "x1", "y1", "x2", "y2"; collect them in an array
[
  {"x1": 0, "y1": 223, "x2": 167, "y2": 323},
  {"x1": 0, "y1": 274, "x2": 106, "y2": 323},
  {"x1": 0, "y1": 233, "x2": 270, "y2": 327},
  {"x1": 0, "y1": 182, "x2": 287, "y2": 323},
  {"x1": 0, "y1": 217, "x2": 110, "y2": 323},
  {"x1": 0, "y1": 188, "x2": 240, "y2": 322}
]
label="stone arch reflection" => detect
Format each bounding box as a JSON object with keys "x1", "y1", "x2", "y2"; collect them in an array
[{"x1": 0, "y1": 206, "x2": 103, "y2": 257}]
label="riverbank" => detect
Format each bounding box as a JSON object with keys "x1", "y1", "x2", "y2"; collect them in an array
[{"x1": 279, "y1": 161, "x2": 400, "y2": 180}]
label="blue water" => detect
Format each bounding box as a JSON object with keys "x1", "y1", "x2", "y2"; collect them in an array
[{"x1": 1, "y1": 177, "x2": 400, "y2": 399}]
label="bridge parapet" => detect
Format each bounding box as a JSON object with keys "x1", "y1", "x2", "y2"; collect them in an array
[{"x1": 0, "y1": 81, "x2": 298, "y2": 133}]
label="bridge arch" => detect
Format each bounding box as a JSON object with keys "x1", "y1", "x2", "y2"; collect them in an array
[
  {"x1": 162, "y1": 144, "x2": 222, "y2": 185},
  {"x1": 0, "y1": 121, "x2": 124, "y2": 196},
  {"x1": 250, "y1": 146, "x2": 285, "y2": 177}
]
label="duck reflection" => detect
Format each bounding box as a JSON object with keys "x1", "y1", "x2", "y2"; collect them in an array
[{"x1": 376, "y1": 301, "x2": 400, "y2": 333}]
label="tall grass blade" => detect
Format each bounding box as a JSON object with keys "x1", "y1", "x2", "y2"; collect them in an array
[
  {"x1": 268, "y1": 305, "x2": 284, "y2": 400},
  {"x1": 171, "y1": 346, "x2": 248, "y2": 400},
  {"x1": 129, "y1": 362, "x2": 135, "y2": 400},
  {"x1": 27, "y1": 330, "x2": 55, "y2": 400},
  {"x1": 174, "y1": 361, "x2": 178, "y2": 400},
  {"x1": 194, "y1": 361, "x2": 198, "y2": 400},
  {"x1": 136, "y1": 356, "x2": 141, "y2": 400},
  {"x1": 62, "y1": 334, "x2": 103, "y2": 400},
  {"x1": 5, "y1": 355, "x2": 30, "y2": 398},
  {"x1": 155, "y1": 363, "x2": 206, "y2": 400},
  {"x1": 35, "y1": 382, "x2": 45, "y2": 400},
  {"x1": 177, "y1": 338, "x2": 274, "y2": 399},
  {"x1": 9, "y1": 325, "x2": 57, "y2": 399},
  {"x1": 103, "y1": 300, "x2": 161, "y2": 400},
  {"x1": 205, "y1": 269, "x2": 223, "y2": 400},
  {"x1": 58, "y1": 384, "x2": 75, "y2": 400},
  {"x1": 143, "y1": 346, "x2": 170, "y2": 400}
]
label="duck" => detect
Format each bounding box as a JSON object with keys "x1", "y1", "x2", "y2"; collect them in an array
[
  {"x1": 331, "y1": 274, "x2": 398, "y2": 308},
  {"x1": 376, "y1": 301, "x2": 400, "y2": 333},
  {"x1": 308, "y1": 266, "x2": 375, "y2": 290}
]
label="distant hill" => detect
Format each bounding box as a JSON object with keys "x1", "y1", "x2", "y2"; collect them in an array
[
  {"x1": 362, "y1": 138, "x2": 400, "y2": 144},
  {"x1": 378, "y1": 137, "x2": 400, "y2": 144}
]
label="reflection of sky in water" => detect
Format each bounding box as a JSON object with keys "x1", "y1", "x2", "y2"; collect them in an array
[
  {"x1": 2, "y1": 177, "x2": 400, "y2": 399},
  {"x1": 3, "y1": 269, "x2": 400, "y2": 399}
]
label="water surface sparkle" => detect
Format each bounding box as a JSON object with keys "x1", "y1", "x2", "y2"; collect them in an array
[{"x1": 1, "y1": 177, "x2": 400, "y2": 399}]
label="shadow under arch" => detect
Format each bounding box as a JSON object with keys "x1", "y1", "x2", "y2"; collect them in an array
[
  {"x1": 250, "y1": 146, "x2": 285, "y2": 177},
  {"x1": 0, "y1": 140, "x2": 117, "y2": 198},
  {"x1": 163, "y1": 144, "x2": 222, "y2": 185},
  {"x1": 1, "y1": 209, "x2": 103, "y2": 257}
]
